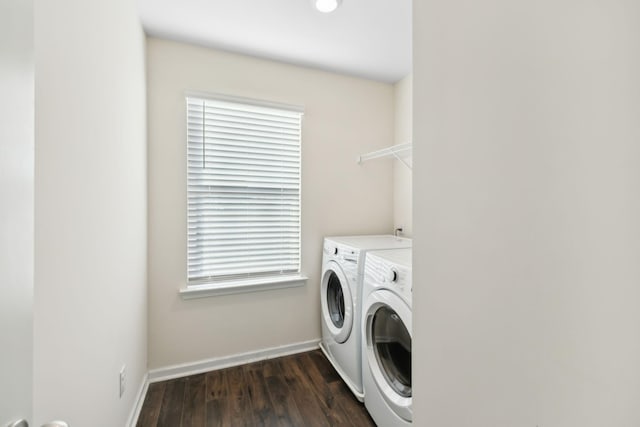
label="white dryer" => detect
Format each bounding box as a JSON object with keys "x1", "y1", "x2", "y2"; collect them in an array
[
  {"x1": 362, "y1": 248, "x2": 412, "y2": 426},
  {"x1": 320, "y1": 235, "x2": 412, "y2": 402}
]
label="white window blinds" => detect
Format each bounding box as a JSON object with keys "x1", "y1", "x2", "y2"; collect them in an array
[{"x1": 186, "y1": 95, "x2": 303, "y2": 284}]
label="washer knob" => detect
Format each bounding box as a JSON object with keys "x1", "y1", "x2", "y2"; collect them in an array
[
  {"x1": 386, "y1": 268, "x2": 398, "y2": 283},
  {"x1": 332, "y1": 246, "x2": 338, "y2": 255}
]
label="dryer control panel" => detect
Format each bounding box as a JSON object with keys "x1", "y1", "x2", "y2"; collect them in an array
[
  {"x1": 381, "y1": 264, "x2": 411, "y2": 297},
  {"x1": 364, "y1": 249, "x2": 412, "y2": 304}
]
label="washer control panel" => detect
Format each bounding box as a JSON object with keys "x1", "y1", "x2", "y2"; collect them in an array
[{"x1": 323, "y1": 240, "x2": 360, "y2": 281}]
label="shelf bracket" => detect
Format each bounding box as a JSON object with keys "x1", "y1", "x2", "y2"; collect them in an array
[{"x1": 357, "y1": 142, "x2": 412, "y2": 170}]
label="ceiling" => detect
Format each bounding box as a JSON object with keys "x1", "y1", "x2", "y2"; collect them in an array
[{"x1": 136, "y1": 0, "x2": 412, "y2": 84}]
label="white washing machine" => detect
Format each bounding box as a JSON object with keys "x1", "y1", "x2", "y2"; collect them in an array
[
  {"x1": 320, "y1": 235, "x2": 412, "y2": 402},
  {"x1": 362, "y1": 248, "x2": 412, "y2": 426}
]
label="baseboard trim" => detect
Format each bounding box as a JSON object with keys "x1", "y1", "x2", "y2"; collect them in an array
[
  {"x1": 147, "y1": 339, "x2": 320, "y2": 384},
  {"x1": 126, "y1": 372, "x2": 149, "y2": 427}
]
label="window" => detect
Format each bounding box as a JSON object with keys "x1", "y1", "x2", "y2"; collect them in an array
[{"x1": 185, "y1": 94, "x2": 303, "y2": 293}]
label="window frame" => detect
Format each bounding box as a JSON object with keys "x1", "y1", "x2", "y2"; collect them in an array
[{"x1": 180, "y1": 92, "x2": 307, "y2": 299}]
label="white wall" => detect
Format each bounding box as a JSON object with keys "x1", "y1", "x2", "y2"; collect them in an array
[
  {"x1": 0, "y1": 0, "x2": 34, "y2": 423},
  {"x1": 147, "y1": 38, "x2": 395, "y2": 369},
  {"x1": 394, "y1": 74, "x2": 412, "y2": 237},
  {"x1": 414, "y1": 1, "x2": 640, "y2": 426},
  {"x1": 33, "y1": 0, "x2": 147, "y2": 425}
]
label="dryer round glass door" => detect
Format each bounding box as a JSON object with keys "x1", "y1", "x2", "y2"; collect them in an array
[
  {"x1": 372, "y1": 306, "x2": 411, "y2": 397},
  {"x1": 320, "y1": 262, "x2": 353, "y2": 343},
  {"x1": 364, "y1": 289, "x2": 412, "y2": 421}
]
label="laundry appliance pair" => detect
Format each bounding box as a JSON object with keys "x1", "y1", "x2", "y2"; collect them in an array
[{"x1": 318, "y1": 235, "x2": 411, "y2": 409}]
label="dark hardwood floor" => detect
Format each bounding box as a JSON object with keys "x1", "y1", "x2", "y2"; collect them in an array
[{"x1": 136, "y1": 349, "x2": 376, "y2": 427}]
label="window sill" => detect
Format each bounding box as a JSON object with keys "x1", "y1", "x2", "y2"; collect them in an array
[{"x1": 179, "y1": 274, "x2": 308, "y2": 300}]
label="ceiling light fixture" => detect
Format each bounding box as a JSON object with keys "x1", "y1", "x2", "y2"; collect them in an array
[{"x1": 313, "y1": 0, "x2": 342, "y2": 13}]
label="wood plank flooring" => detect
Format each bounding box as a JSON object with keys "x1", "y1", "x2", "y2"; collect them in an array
[{"x1": 137, "y1": 349, "x2": 376, "y2": 427}]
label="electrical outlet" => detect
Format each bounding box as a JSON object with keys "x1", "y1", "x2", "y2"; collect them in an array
[{"x1": 119, "y1": 365, "x2": 126, "y2": 398}]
